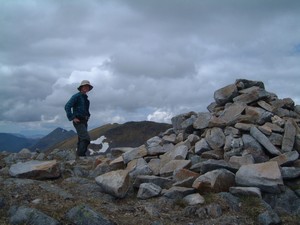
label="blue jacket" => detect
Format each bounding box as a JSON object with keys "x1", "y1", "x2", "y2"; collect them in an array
[{"x1": 65, "y1": 92, "x2": 90, "y2": 121}]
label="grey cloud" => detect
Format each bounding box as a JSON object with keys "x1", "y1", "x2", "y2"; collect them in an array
[{"x1": 0, "y1": 0, "x2": 300, "y2": 135}]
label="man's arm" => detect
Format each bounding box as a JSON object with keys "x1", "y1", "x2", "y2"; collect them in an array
[{"x1": 65, "y1": 95, "x2": 78, "y2": 121}]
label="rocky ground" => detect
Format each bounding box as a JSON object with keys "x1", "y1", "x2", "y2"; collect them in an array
[{"x1": 0, "y1": 152, "x2": 288, "y2": 225}]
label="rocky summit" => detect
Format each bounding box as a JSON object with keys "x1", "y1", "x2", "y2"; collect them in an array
[{"x1": 0, "y1": 79, "x2": 300, "y2": 225}]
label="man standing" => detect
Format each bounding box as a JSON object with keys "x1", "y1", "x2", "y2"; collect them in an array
[{"x1": 65, "y1": 80, "x2": 93, "y2": 156}]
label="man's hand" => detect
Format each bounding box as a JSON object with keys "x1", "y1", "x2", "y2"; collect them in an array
[{"x1": 73, "y1": 118, "x2": 80, "y2": 124}]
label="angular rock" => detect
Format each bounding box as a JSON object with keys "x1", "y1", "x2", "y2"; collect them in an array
[
  {"x1": 160, "y1": 144, "x2": 188, "y2": 165},
  {"x1": 229, "y1": 186, "x2": 262, "y2": 198},
  {"x1": 122, "y1": 145, "x2": 147, "y2": 164},
  {"x1": 162, "y1": 186, "x2": 195, "y2": 199},
  {"x1": 268, "y1": 133, "x2": 283, "y2": 146},
  {"x1": 235, "y1": 79, "x2": 265, "y2": 89},
  {"x1": 233, "y1": 86, "x2": 270, "y2": 105},
  {"x1": 162, "y1": 133, "x2": 177, "y2": 143},
  {"x1": 214, "y1": 83, "x2": 238, "y2": 106},
  {"x1": 250, "y1": 126, "x2": 281, "y2": 155},
  {"x1": 192, "y1": 169, "x2": 235, "y2": 193},
  {"x1": 235, "y1": 161, "x2": 283, "y2": 193},
  {"x1": 9, "y1": 206, "x2": 60, "y2": 225},
  {"x1": 95, "y1": 170, "x2": 130, "y2": 198},
  {"x1": 218, "y1": 102, "x2": 246, "y2": 125},
  {"x1": 160, "y1": 160, "x2": 191, "y2": 177},
  {"x1": 194, "y1": 138, "x2": 211, "y2": 155},
  {"x1": 173, "y1": 168, "x2": 199, "y2": 182},
  {"x1": 133, "y1": 175, "x2": 173, "y2": 189},
  {"x1": 193, "y1": 112, "x2": 212, "y2": 130},
  {"x1": 229, "y1": 155, "x2": 255, "y2": 167},
  {"x1": 257, "y1": 100, "x2": 274, "y2": 112},
  {"x1": 205, "y1": 127, "x2": 225, "y2": 150},
  {"x1": 201, "y1": 149, "x2": 224, "y2": 160},
  {"x1": 245, "y1": 106, "x2": 273, "y2": 125},
  {"x1": 147, "y1": 158, "x2": 161, "y2": 175},
  {"x1": 171, "y1": 111, "x2": 197, "y2": 133},
  {"x1": 282, "y1": 119, "x2": 296, "y2": 152},
  {"x1": 9, "y1": 160, "x2": 60, "y2": 180},
  {"x1": 127, "y1": 158, "x2": 153, "y2": 178},
  {"x1": 269, "y1": 151, "x2": 299, "y2": 166},
  {"x1": 146, "y1": 136, "x2": 166, "y2": 155},
  {"x1": 191, "y1": 159, "x2": 238, "y2": 174},
  {"x1": 263, "y1": 122, "x2": 284, "y2": 133},
  {"x1": 280, "y1": 167, "x2": 300, "y2": 180},
  {"x1": 183, "y1": 193, "x2": 205, "y2": 205},
  {"x1": 66, "y1": 204, "x2": 115, "y2": 225},
  {"x1": 235, "y1": 122, "x2": 253, "y2": 131},
  {"x1": 258, "y1": 210, "x2": 281, "y2": 225},
  {"x1": 137, "y1": 183, "x2": 162, "y2": 199}
]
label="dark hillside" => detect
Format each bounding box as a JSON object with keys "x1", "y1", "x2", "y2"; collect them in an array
[
  {"x1": 104, "y1": 121, "x2": 172, "y2": 148},
  {"x1": 50, "y1": 121, "x2": 172, "y2": 152},
  {"x1": 30, "y1": 127, "x2": 76, "y2": 152},
  {"x1": 0, "y1": 133, "x2": 37, "y2": 152}
]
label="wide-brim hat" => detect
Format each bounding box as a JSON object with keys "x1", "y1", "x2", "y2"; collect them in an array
[{"x1": 77, "y1": 80, "x2": 93, "y2": 91}]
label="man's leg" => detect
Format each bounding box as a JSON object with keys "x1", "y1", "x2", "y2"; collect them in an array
[{"x1": 73, "y1": 121, "x2": 90, "y2": 156}]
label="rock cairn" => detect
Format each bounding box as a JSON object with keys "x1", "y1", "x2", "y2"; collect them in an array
[
  {"x1": 99, "y1": 79, "x2": 300, "y2": 222},
  {"x1": 2, "y1": 79, "x2": 300, "y2": 225}
]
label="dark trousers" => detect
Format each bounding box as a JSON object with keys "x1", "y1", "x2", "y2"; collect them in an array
[{"x1": 73, "y1": 120, "x2": 90, "y2": 156}]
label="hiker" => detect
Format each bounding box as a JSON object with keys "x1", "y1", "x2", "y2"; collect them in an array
[{"x1": 65, "y1": 80, "x2": 93, "y2": 156}]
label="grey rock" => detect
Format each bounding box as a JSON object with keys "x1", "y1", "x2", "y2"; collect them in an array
[
  {"x1": 163, "y1": 186, "x2": 195, "y2": 199},
  {"x1": 9, "y1": 205, "x2": 60, "y2": 225},
  {"x1": 122, "y1": 145, "x2": 147, "y2": 164},
  {"x1": 258, "y1": 210, "x2": 281, "y2": 225},
  {"x1": 133, "y1": 175, "x2": 174, "y2": 189},
  {"x1": 214, "y1": 83, "x2": 238, "y2": 106},
  {"x1": 137, "y1": 183, "x2": 162, "y2": 199},
  {"x1": 66, "y1": 204, "x2": 115, "y2": 225},
  {"x1": 282, "y1": 119, "x2": 296, "y2": 152},
  {"x1": 193, "y1": 169, "x2": 236, "y2": 193},
  {"x1": 235, "y1": 161, "x2": 283, "y2": 193},
  {"x1": 218, "y1": 102, "x2": 247, "y2": 125},
  {"x1": 160, "y1": 159, "x2": 191, "y2": 177},
  {"x1": 191, "y1": 159, "x2": 238, "y2": 174},
  {"x1": 280, "y1": 167, "x2": 300, "y2": 180},
  {"x1": 193, "y1": 112, "x2": 212, "y2": 130},
  {"x1": 229, "y1": 186, "x2": 262, "y2": 198},
  {"x1": 269, "y1": 151, "x2": 299, "y2": 166},
  {"x1": 95, "y1": 170, "x2": 130, "y2": 198},
  {"x1": 183, "y1": 193, "x2": 205, "y2": 205},
  {"x1": 9, "y1": 160, "x2": 61, "y2": 180},
  {"x1": 205, "y1": 127, "x2": 225, "y2": 150},
  {"x1": 194, "y1": 138, "x2": 211, "y2": 155},
  {"x1": 39, "y1": 182, "x2": 73, "y2": 199},
  {"x1": 250, "y1": 126, "x2": 281, "y2": 155}
]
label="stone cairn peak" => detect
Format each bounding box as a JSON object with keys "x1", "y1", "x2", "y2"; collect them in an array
[{"x1": 3, "y1": 79, "x2": 300, "y2": 224}]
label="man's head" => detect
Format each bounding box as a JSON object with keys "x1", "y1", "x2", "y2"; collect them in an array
[{"x1": 78, "y1": 80, "x2": 93, "y2": 93}]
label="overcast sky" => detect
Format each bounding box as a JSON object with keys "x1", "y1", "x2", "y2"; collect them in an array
[{"x1": 1, "y1": 0, "x2": 300, "y2": 136}]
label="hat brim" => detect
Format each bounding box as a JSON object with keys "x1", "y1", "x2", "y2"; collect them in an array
[{"x1": 78, "y1": 84, "x2": 93, "y2": 91}]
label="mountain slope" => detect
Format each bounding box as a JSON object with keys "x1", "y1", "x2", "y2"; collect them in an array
[
  {"x1": 0, "y1": 133, "x2": 38, "y2": 152},
  {"x1": 30, "y1": 127, "x2": 76, "y2": 152},
  {"x1": 50, "y1": 121, "x2": 172, "y2": 152}
]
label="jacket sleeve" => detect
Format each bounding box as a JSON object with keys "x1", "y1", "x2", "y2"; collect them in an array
[{"x1": 65, "y1": 94, "x2": 77, "y2": 121}]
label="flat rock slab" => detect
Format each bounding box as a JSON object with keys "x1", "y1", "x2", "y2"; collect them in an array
[{"x1": 9, "y1": 160, "x2": 60, "y2": 180}]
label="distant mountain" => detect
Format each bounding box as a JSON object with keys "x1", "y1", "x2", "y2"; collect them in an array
[
  {"x1": 0, "y1": 133, "x2": 38, "y2": 153},
  {"x1": 49, "y1": 121, "x2": 172, "y2": 153},
  {"x1": 30, "y1": 127, "x2": 76, "y2": 152}
]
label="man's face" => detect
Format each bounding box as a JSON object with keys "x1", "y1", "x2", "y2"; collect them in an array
[{"x1": 81, "y1": 85, "x2": 90, "y2": 94}]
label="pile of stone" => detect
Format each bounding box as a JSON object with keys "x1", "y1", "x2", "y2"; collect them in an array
[{"x1": 95, "y1": 79, "x2": 300, "y2": 222}]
